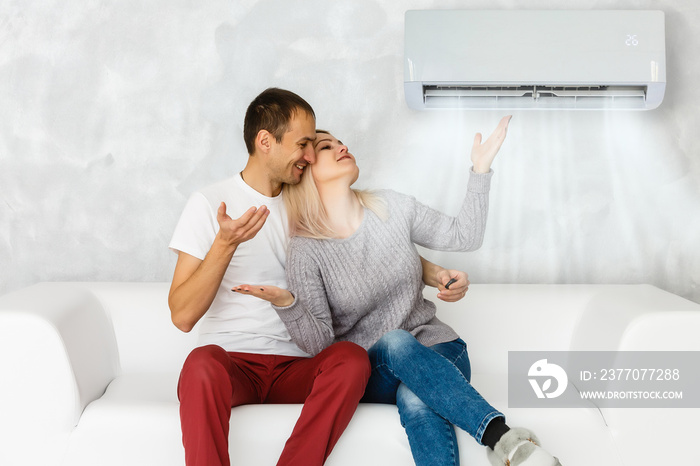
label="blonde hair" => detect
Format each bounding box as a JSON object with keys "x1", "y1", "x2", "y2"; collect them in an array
[{"x1": 283, "y1": 136, "x2": 387, "y2": 239}]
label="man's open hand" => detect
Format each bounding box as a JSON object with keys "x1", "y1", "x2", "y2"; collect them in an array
[{"x1": 216, "y1": 202, "x2": 270, "y2": 246}]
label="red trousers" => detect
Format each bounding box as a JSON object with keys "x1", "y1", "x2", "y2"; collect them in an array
[{"x1": 177, "y1": 342, "x2": 370, "y2": 466}]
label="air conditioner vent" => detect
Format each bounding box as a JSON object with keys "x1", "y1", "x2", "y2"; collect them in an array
[{"x1": 422, "y1": 85, "x2": 648, "y2": 109}]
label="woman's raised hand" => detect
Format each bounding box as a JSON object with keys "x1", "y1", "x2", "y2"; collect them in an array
[
  {"x1": 470, "y1": 115, "x2": 512, "y2": 174},
  {"x1": 232, "y1": 284, "x2": 295, "y2": 307}
]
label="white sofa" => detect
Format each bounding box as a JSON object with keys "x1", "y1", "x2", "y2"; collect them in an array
[{"x1": 1, "y1": 282, "x2": 699, "y2": 466}]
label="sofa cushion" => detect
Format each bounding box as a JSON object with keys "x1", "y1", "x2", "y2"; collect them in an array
[
  {"x1": 63, "y1": 372, "x2": 415, "y2": 465},
  {"x1": 63, "y1": 371, "x2": 620, "y2": 466}
]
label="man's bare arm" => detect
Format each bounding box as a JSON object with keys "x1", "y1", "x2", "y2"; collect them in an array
[{"x1": 168, "y1": 202, "x2": 270, "y2": 332}]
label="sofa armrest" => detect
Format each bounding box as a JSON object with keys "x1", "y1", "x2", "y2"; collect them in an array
[
  {"x1": 569, "y1": 284, "x2": 700, "y2": 351},
  {"x1": 569, "y1": 285, "x2": 700, "y2": 466},
  {"x1": 600, "y1": 310, "x2": 700, "y2": 466},
  {"x1": 0, "y1": 283, "x2": 120, "y2": 465}
]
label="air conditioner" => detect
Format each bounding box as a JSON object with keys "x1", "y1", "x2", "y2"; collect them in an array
[{"x1": 404, "y1": 10, "x2": 666, "y2": 110}]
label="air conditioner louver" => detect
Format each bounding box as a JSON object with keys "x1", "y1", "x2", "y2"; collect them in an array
[{"x1": 422, "y1": 85, "x2": 648, "y2": 109}]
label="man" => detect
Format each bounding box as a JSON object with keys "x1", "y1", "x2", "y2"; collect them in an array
[{"x1": 168, "y1": 88, "x2": 469, "y2": 466}]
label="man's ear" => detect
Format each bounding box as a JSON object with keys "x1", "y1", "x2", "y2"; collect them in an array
[{"x1": 255, "y1": 130, "x2": 273, "y2": 155}]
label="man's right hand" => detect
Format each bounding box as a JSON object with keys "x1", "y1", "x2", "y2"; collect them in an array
[{"x1": 216, "y1": 202, "x2": 270, "y2": 247}]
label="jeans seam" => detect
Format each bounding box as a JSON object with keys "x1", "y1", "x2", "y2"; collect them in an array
[
  {"x1": 451, "y1": 343, "x2": 468, "y2": 367},
  {"x1": 432, "y1": 339, "x2": 470, "y2": 380},
  {"x1": 446, "y1": 419, "x2": 458, "y2": 466}
]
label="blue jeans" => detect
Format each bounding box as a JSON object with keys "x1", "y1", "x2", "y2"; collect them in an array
[{"x1": 361, "y1": 329, "x2": 504, "y2": 466}]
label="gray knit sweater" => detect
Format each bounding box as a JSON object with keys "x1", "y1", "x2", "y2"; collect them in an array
[{"x1": 273, "y1": 169, "x2": 493, "y2": 356}]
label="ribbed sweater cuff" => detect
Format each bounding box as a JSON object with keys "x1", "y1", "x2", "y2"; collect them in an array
[
  {"x1": 272, "y1": 295, "x2": 307, "y2": 322},
  {"x1": 468, "y1": 167, "x2": 493, "y2": 193}
]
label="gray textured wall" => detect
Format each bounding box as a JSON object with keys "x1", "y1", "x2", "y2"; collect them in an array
[{"x1": 2, "y1": 0, "x2": 699, "y2": 304}]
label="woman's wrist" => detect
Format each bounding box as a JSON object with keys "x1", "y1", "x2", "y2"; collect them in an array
[
  {"x1": 472, "y1": 164, "x2": 491, "y2": 174},
  {"x1": 273, "y1": 291, "x2": 295, "y2": 308}
]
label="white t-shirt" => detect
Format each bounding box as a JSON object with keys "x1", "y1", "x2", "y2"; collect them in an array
[{"x1": 169, "y1": 173, "x2": 309, "y2": 357}]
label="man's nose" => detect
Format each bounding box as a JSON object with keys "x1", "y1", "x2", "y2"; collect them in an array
[{"x1": 303, "y1": 145, "x2": 316, "y2": 164}]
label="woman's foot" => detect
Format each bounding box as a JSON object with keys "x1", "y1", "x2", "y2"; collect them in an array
[{"x1": 486, "y1": 427, "x2": 561, "y2": 466}]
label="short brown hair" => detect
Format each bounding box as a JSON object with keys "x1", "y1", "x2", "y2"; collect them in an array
[{"x1": 243, "y1": 88, "x2": 316, "y2": 154}]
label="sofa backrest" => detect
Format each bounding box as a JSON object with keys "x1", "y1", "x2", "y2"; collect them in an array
[
  {"x1": 433, "y1": 283, "x2": 700, "y2": 375},
  {"x1": 83, "y1": 282, "x2": 198, "y2": 374},
  {"x1": 79, "y1": 282, "x2": 699, "y2": 376},
  {"x1": 432, "y1": 284, "x2": 595, "y2": 375},
  {"x1": 79, "y1": 282, "x2": 594, "y2": 375}
]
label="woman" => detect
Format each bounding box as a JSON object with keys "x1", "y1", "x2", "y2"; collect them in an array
[{"x1": 234, "y1": 117, "x2": 561, "y2": 466}]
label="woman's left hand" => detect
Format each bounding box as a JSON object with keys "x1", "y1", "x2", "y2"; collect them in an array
[
  {"x1": 232, "y1": 284, "x2": 295, "y2": 307},
  {"x1": 435, "y1": 269, "x2": 470, "y2": 302},
  {"x1": 471, "y1": 115, "x2": 512, "y2": 174}
]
